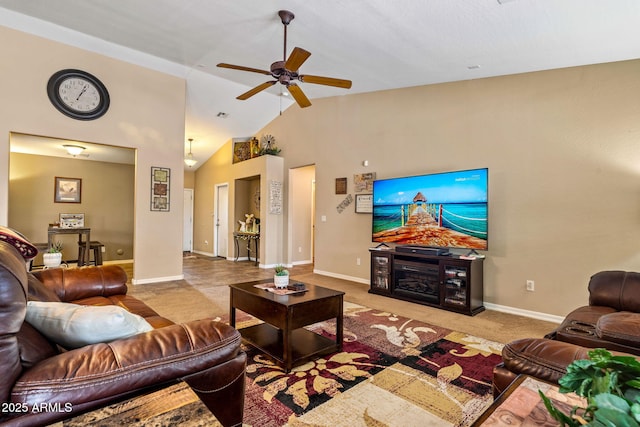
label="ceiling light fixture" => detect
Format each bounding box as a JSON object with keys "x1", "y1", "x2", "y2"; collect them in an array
[
  {"x1": 184, "y1": 138, "x2": 197, "y2": 168},
  {"x1": 63, "y1": 144, "x2": 86, "y2": 156}
]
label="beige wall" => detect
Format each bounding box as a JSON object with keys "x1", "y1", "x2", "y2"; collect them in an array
[
  {"x1": 193, "y1": 149, "x2": 284, "y2": 265},
  {"x1": 0, "y1": 26, "x2": 186, "y2": 283},
  {"x1": 184, "y1": 170, "x2": 195, "y2": 189},
  {"x1": 9, "y1": 152, "x2": 134, "y2": 264},
  {"x1": 248, "y1": 59, "x2": 640, "y2": 318}
]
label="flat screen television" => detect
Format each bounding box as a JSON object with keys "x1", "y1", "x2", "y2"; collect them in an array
[{"x1": 372, "y1": 168, "x2": 488, "y2": 250}]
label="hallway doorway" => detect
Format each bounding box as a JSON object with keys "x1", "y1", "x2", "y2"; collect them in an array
[
  {"x1": 214, "y1": 183, "x2": 229, "y2": 257},
  {"x1": 289, "y1": 165, "x2": 315, "y2": 265}
]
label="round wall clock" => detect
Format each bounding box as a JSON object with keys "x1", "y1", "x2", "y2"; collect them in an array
[{"x1": 47, "y1": 69, "x2": 110, "y2": 120}]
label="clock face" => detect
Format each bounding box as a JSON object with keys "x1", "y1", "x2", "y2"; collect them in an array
[
  {"x1": 58, "y1": 77, "x2": 101, "y2": 113},
  {"x1": 47, "y1": 69, "x2": 110, "y2": 120}
]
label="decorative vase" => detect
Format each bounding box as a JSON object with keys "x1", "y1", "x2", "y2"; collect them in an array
[
  {"x1": 43, "y1": 252, "x2": 62, "y2": 269},
  {"x1": 274, "y1": 275, "x2": 289, "y2": 289}
]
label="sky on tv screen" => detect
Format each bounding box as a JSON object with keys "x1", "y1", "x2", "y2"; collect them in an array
[{"x1": 373, "y1": 168, "x2": 488, "y2": 205}]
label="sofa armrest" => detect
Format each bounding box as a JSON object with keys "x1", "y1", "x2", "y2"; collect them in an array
[
  {"x1": 32, "y1": 265, "x2": 128, "y2": 302},
  {"x1": 501, "y1": 338, "x2": 590, "y2": 384},
  {"x1": 597, "y1": 312, "x2": 640, "y2": 347},
  {"x1": 11, "y1": 319, "x2": 242, "y2": 408},
  {"x1": 589, "y1": 271, "x2": 640, "y2": 312}
]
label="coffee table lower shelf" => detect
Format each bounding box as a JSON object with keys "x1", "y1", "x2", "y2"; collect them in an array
[{"x1": 240, "y1": 323, "x2": 339, "y2": 369}]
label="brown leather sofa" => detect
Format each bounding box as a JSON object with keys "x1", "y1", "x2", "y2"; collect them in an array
[
  {"x1": 545, "y1": 270, "x2": 640, "y2": 355},
  {"x1": 493, "y1": 270, "x2": 640, "y2": 397},
  {"x1": 0, "y1": 240, "x2": 246, "y2": 427}
]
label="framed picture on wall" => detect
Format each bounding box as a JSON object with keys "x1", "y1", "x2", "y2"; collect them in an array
[
  {"x1": 54, "y1": 177, "x2": 82, "y2": 203},
  {"x1": 354, "y1": 172, "x2": 376, "y2": 193},
  {"x1": 335, "y1": 177, "x2": 347, "y2": 194},
  {"x1": 151, "y1": 166, "x2": 170, "y2": 212},
  {"x1": 232, "y1": 140, "x2": 252, "y2": 163},
  {"x1": 355, "y1": 194, "x2": 373, "y2": 213}
]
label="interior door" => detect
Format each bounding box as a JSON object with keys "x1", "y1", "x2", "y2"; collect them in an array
[
  {"x1": 311, "y1": 179, "x2": 316, "y2": 262},
  {"x1": 183, "y1": 189, "x2": 193, "y2": 251},
  {"x1": 215, "y1": 184, "x2": 229, "y2": 257}
]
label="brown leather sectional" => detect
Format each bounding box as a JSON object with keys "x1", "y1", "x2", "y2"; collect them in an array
[
  {"x1": 0, "y1": 241, "x2": 246, "y2": 427},
  {"x1": 493, "y1": 270, "x2": 640, "y2": 396}
]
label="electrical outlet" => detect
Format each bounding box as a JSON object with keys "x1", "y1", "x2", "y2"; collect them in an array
[
  {"x1": 356, "y1": 257, "x2": 361, "y2": 265},
  {"x1": 101, "y1": 246, "x2": 106, "y2": 253},
  {"x1": 298, "y1": 246, "x2": 302, "y2": 253},
  {"x1": 526, "y1": 280, "x2": 535, "y2": 292}
]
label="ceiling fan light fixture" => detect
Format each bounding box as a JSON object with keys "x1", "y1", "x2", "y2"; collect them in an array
[
  {"x1": 184, "y1": 138, "x2": 197, "y2": 167},
  {"x1": 63, "y1": 144, "x2": 86, "y2": 156}
]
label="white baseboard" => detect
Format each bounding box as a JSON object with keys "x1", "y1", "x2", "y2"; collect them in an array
[
  {"x1": 311, "y1": 270, "x2": 563, "y2": 323},
  {"x1": 312, "y1": 269, "x2": 370, "y2": 285},
  {"x1": 193, "y1": 249, "x2": 214, "y2": 257},
  {"x1": 132, "y1": 274, "x2": 183, "y2": 285},
  {"x1": 483, "y1": 302, "x2": 563, "y2": 324}
]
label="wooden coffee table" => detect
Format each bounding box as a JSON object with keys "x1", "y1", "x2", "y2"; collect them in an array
[{"x1": 229, "y1": 279, "x2": 344, "y2": 372}]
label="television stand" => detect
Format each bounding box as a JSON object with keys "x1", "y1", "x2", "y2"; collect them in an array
[{"x1": 369, "y1": 248, "x2": 484, "y2": 316}]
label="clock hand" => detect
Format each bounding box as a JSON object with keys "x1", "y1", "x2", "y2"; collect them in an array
[{"x1": 76, "y1": 85, "x2": 88, "y2": 101}]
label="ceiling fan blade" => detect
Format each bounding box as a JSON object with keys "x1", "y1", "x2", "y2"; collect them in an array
[
  {"x1": 299, "y1": 74, "x2": 352, "y2": 89},
  {"x1": 217, "y1": 63, "x2": 272, "y2": 76},
  {"x1": 287, "y1": 84, "x2": 311, "y2": 108},
  {"x1": 237, "y1": 81, "x2": 276, "y2": 100},
  {"x1": 284, "y1": 47, "x2": 311, "y2": 71}
]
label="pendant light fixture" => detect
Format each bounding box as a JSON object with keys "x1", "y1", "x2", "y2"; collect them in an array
[{"x1": 184, "y1": 138, "x2": 197, "y2": 168}]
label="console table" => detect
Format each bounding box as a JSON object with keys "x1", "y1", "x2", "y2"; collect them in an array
[
  {"x1": 233, "y1": 232, "x2": 259, "y2": 266},
  {"x1": 48, "y1": 227, "x2": 91, "y2": 267}
]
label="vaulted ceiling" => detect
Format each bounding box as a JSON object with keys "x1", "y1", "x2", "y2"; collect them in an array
[{"x1": 1, "y1": 0, "x2": 639, "y2": 169}]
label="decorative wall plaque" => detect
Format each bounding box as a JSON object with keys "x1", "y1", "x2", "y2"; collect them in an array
[{"x1": 151, "y1": 167, "x2": 170, "y2": 212}]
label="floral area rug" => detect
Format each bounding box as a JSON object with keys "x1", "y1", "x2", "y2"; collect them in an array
[{"x1": 61, "y1": 302, "x2": 503, "y2": 427}]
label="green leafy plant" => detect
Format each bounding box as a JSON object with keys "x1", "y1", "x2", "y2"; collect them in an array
[
  {"x1": 47, "y1": 241, "x2": 63, "y2": 253},
  {"x1": 259, "y1": 146, "x2": 281, "y2": 156},
  {"x1": 274, "y1": 265, "x2": 289, "y2": 276},
  {"x1": 540, "y1": 348, "x2": 640, "y2": 426}
]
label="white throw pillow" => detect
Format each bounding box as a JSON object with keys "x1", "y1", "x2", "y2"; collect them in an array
[{"x1": 26, "y1": 301, "x2": 153, "y2": 349}]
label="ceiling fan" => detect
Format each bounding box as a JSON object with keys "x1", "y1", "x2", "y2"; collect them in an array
[{"x1": 217, "y1": 10, "x2": 352, "y2": 108}]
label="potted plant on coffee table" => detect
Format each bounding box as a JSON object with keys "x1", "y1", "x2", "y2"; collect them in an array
[
  {"x1": 541, "y1": 348, "x2": 640, "y2": 426},
  {"x1": 43, "y1": 241, "x2": 63, "y2": 269},
  {"x1": 274, "y1": 264, "x2": 289, "y2": 289}
]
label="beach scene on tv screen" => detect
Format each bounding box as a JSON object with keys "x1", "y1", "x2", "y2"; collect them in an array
[{"x1": 372, "y1": 169, "x2": 488, "y2": 250}]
